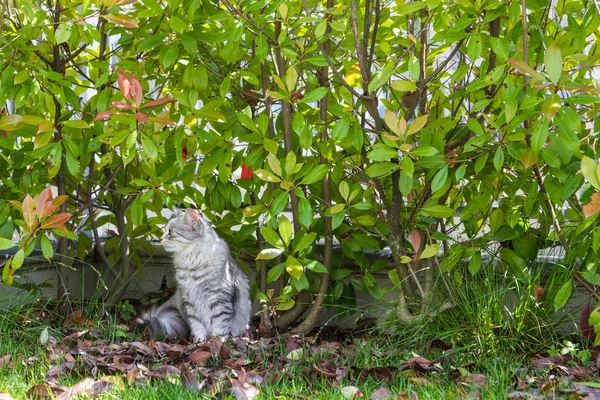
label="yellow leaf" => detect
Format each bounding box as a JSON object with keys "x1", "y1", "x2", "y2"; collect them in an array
[{"x1": 407, "y1": 115, "x2": 428, "y2": 136}]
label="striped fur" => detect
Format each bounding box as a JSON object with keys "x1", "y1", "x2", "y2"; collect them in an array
[{"x1": 139, "y1": 208, "x2": 251, "y2": 342}]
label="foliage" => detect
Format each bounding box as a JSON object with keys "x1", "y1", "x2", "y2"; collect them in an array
[{"x1": 1, "y1": 0, "x2": 600, "y2": 332}]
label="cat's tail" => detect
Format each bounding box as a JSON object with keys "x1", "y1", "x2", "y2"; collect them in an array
[{"x1": 135, "y1": 297, "x2": 189, "y2": 339}]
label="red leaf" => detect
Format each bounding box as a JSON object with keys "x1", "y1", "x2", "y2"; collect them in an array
[
  {"x1": 141, "y1": 97, "x2": 174, "y2": 108},
  {"x1": 95, "y1": 110, "x2": 113, "y2": 121},
  {"x1": 22, "y1": 194, "x2": 36, "y2": 230},
  {"x1": 117, "y1": 70, "x2": 143, "y2": 106},
  {"x1": 130, "y1": 78, "x2": 143, "y2": 108},
  {"x1": 117, "y1": 71, "x2": 131, "y2": 100},
  {"x1": 36, "y1": 188, "x2": 53, "y2": 218},
  {"x1": 240, "y1": 163, "x2": 253, "y2": 180},
  {"x1": 410, "y1": 230, "x2": 421, "y2": 254},
  {"x1": 580, "y1": 302, "x2": 595, "y2": 339},
  {"x1": 110, "y1": 101, "x2": 132, "y2": 110},
  {"x1": 134, "y1": 112, "x2": 149, "y2": 124},
  {"x1": 41, "y1": 213, "x2": 72, "y2": 230},
  {"x1": 583, "y1": 192, "x2": 600, "y2": 218}
]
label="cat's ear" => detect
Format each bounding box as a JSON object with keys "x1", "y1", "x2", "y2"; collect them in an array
[
  {"x1": 183, "y1": 209, "x2": 201, "y2": 231},
  {"x1": 172, "y1": 207, "x2": 182, "y2": 216}
]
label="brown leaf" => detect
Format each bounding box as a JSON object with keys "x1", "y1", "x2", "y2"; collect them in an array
[
  {"x1": 336, "y1": 366, "x2": 349, "y2": 381},
  {"x1": 130, "y1": 341, "x2": 153, "y2": 356},
  {"x1": 313, "y1": 360, "x2": 337, "y2": 378},
  {"x1": 27, "y1": 384, "x2": 65, "y2": 400},
  {"x1": 188, "y1": 350, "x2": 212, "y2": 365},
  {"x1": 398, "y1": 357, "x2": 441, "y2": 372},
  {"x1": 516, "y1": 377, "x2": 529, "y2": 390},
  {"x1": 152, "y1": 365, "x2": 181, "y2": 379},
  {"x1": 531, "y1": 355, "x2": 572, "y2": 368},
  {"x1": 154, "y1": 342, "x2": 186, "y2": 360},
  {"x1": 370, "y1": 388, "x2": 393, "y2": 400},
  {"x1": 507, "y1": 392, "x2": 541, "y2": 399},
  {"x1": 230, "y1": 383, "x2": 260, "y2": 400},
  {"x1": 0, "y1": 355, "x2": 12, "y2": 369},
  {"x1": 208, "y1": 336, "x2": 230, "y2": 360},
  {"x1": 584, "y1": 192, "x2": 600, "y2": 218},
  {"x1": 462, "y1": 374, "x2": 487, "y2": 387},
  {"x1": 580, "y1": 302, "x2": 595, "y2": 339},
  {"x1": 126, "y1": 368, "x2": 139, "y2": 386},
  {"x1": 181, "y1": 371, "x2": 206, "y2": 393},
  {"x1": 366, "y1": 367, "x2": 394, "y2": 382}
]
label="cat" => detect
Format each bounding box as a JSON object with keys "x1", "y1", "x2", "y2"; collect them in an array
[{"x1": 137, "y1": 208, "x2": 251, "y2": 342}]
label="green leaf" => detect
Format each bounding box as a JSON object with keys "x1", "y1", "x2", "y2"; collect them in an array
[
  {"x1": 55, "y1": 23, "x2": 71, "y2": 44},
  {"x1": 419, "y1": 244, "x2": 439, "y2": 259},
  {"x1": 367, "y1": 65, "x2": 393, "y2": 93},
  {"x1": 267, "y1": 263, "x2": 286, "y2": 283},
  {"x1": 419, "y1": 205, "x2": 454, "y2": 218},
  {"x1": 508, "y1": 59, "x2": 545, "y2": 82},
  {"x1": 493, "y1": 147, "x2": 504, "y2": 171},
  {"x1": 285, "y1": 256, "x2": 303, "y2": 280},
  {"x1": 255, "y1": 169, "x2": 282, "y2": 183},
  {"x1": 301, "y1": 87, "x2": 329, "y2": 104},
  {"x1": 366, "y1": 162, "x2": 399, "y2": 178},
  {"x1": 305, "y1": 259, "x2": 328, "y2": 273},
  {"x1": 12, "y1": 248, "x2": 24, "y2": 270},
  {"x1": 581, "y1": 156, "x2": 600, "y2": 190},
  {"x1": 468, "y1": 251, "x2": 481, "y2": 275},
  {"x1": 169, "y1": 16, "x2": 187, "y2": 33},
  {"x1": 399, "y1": 172, "x2": 412, "y2": 195},
  {"x1": 298, "y1": 197, "x2": 313, "y2": 228},
  {"x1": 339, "y1": 181, "x2": 350, "y2": 201},
  {"x1": 260, "y1": 226, "x2": 284, "y2": 249},
  {"x1": 410, "y1": 146, "x2": 439, "y2": 157},
  {"x1": 270, "y1": 191, "x2": 289, "y2": 216},
  {"x1": 0, "y1": 238, "x2": 15, "y2": 250},
  {"x1": 295, "y1": 232, "x2": 316, "y2": 254},
  {"x1": 62, "y1": 120, "x2": 89, "y2": 129},
  {"x1": 315, "y1": 20, "x2": 327, "y2": 39},
  {"x1": 140, "y1": 134, "x2": 158, "y2": 162},
  {"x1": 367, "y1": 144, "x2": 398, "y2": 161},
  {"x1": 300, "y1": 164, "x2": 328, "y2": 184},
  {"x1": 554, "y1": 278, "x2": 572, "y2": 311},
  {"x1": 431, "y1": 166, "x2": 448, "y2": 193},
  {"x1": 544, "y1": 43, "x2": 562, "y2": 84},
  {"x1": 278, "y1": 215, "x2": 292, "y2": 246},
  {"x1": 257, "y1": 248, "x2": 284, "y2": 260},
  {"x1": 391, "y1": 80, "x2": 417, "y2": 92},
  {"x1": 243, "y1": 204, "x2": 263, "y2": 218}
]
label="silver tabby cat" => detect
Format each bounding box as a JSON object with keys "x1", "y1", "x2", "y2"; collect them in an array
[{"x1": 138, "y1": 208, "x2": 251, "y2": 342}]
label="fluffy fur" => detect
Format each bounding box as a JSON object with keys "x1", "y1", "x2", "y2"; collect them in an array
[{"x1": 138, "y1": 208, "x2": 251, "y2": 342}]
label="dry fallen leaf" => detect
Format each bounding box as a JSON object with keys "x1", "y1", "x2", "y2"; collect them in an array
[
  {"x1": 370, "y1": 387, "x2": 393, "y2": 400},
  {"x1": 341, "y1": 386, "x2": 364, "y2": 399}
]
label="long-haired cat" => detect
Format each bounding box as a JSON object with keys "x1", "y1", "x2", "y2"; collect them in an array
[{"x1": 137, "y1": 208, "x2": 251, "y2": 342}]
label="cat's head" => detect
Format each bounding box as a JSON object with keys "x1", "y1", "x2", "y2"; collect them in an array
[{"x1": 161, "y1": 208, "x2": 211, "y2": 253}]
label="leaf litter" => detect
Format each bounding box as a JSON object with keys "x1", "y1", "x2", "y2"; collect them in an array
[{"x1": 4, "y1": 307, "x2": 600, "y2": 399}]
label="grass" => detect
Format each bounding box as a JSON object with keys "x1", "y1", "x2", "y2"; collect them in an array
[
  {"x1": 0, "y1": 301, "x2": 540, "y2": 400},
  {"x1": 0, "y1": 260, "x2": 591, "y2": 399}
]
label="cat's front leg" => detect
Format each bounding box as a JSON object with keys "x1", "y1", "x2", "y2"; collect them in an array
[{"x1": 188, "y1": 319, "x2": 209, "y2": 342}]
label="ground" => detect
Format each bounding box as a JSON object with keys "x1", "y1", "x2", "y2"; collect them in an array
[{"x1": 1, "y1": 301, "x2": 600, "y2": 399}]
